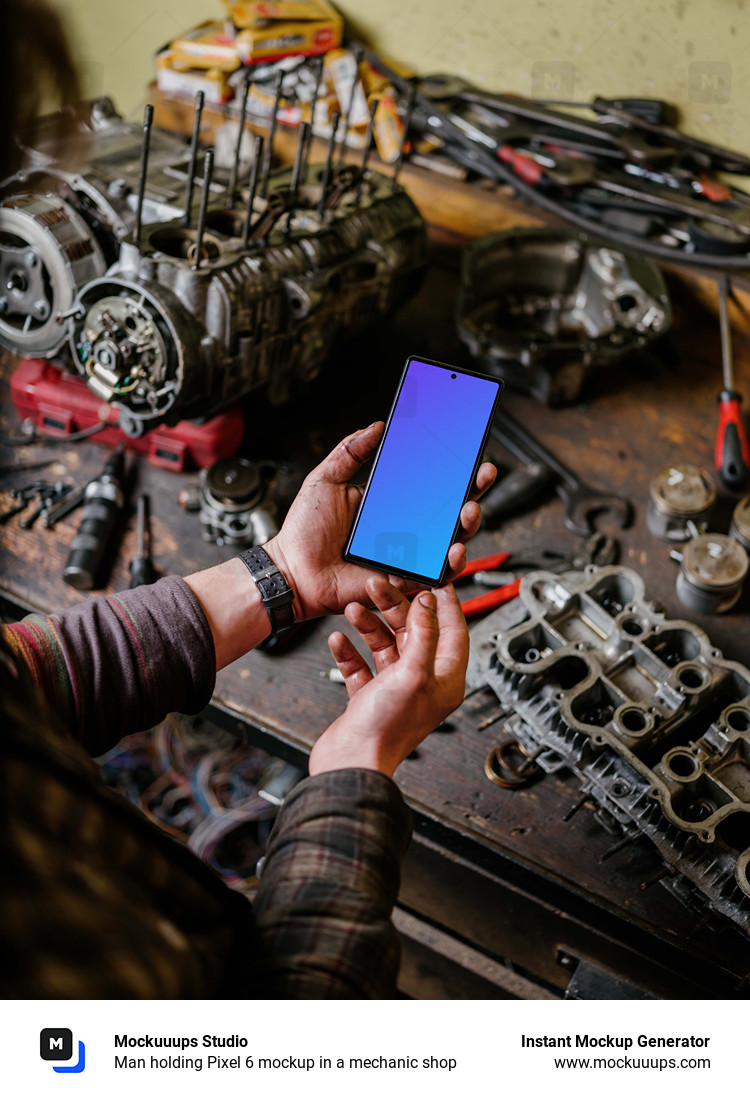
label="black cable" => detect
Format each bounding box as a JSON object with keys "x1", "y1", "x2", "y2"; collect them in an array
[{"x1": 0, "y1": 420, "x2": 108, "y2": 447}]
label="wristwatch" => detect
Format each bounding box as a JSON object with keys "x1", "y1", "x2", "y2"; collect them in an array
[{"x1": 237, "y1": 545, "x2": 294, "y2": 637}]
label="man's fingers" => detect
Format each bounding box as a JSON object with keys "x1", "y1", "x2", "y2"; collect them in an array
[
  {"x1": 328, "y1": 630, "x2": 373, "y2": 698},
  {"x1": 366, "y1": 575, "x2": 410, "y2": 644},
  {"x1": 458, "y1": 499, "x2": 480, "y2": 540},
  {"x1": 344, "y1": 601, "x2": 399, "y2": 670},
  {"x1": 433, "y1": 583, "x2": 470, "y2": 680},
  {"x1": 402, "y1": 590, "x2": 440, "y2": 681},
  {"x1": 469, "y1": 461, "x2": 497, "y2": 502},
  {"x1": 314, "y1": 421, "x2": 384, "y2": 485},
  {"x1": 444, "y1": 541, "x2": 467, "y2": 581}
]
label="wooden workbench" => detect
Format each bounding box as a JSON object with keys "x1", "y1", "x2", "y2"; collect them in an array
[{"x1": 2, "y1": 150, "x2": 750, "y2": 997}]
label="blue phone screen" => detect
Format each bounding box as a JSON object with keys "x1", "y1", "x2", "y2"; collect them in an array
[{"x1": 348, "y1": 359, "x2": 501, "y2": 581}]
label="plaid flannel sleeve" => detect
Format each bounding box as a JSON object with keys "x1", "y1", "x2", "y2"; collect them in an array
[{"x1": 250, "y1": 768, "x2": 412, "y2": 999}]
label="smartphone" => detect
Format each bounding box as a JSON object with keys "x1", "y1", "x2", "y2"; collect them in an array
[{"x1": 344, "y1": 356, "x2": 503, "y2": 586}]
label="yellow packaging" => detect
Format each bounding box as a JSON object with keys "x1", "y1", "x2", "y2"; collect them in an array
[
  {"x1": 370, "y1": 89, "x2": 404, "y2": 164},
  {"x1": 324, "y1": 48, "x2": 369, "y2": 126},
  {"x1": 157, "y1": 49, "x2": 236, "y2": 103},
  {"x1": 170, "y1": 22, "x2": 242, "y2": 73},
  {"x1": 225, "y1": 1, "x2": 332, "y2": 27},
  {"x1": 233, "y1": 1, "x2": 342, "y2": 63}
]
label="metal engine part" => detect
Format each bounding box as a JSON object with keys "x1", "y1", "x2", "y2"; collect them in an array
[
  {"x1": 647, "y1": 463, "x2": 715, "y2": 542},
  {"x1": 468, "y1": 563, "x2": 750, "y2": 936},
  {"x1": 457, "y1": 228, "x2": 671, "y2": 405},
  {"x1": 673, "y1": 533, "x2": 748, "y2": 615},
  {"x1": 730, "y1": 495, "x2": 750, "y2": 552},
  {"x1": 194, "y1": 456, "x2": 279, "y2": 547},
  {"x1": 0, "y1": 97, "x2": 427, "y2": 435},
  {"x1": 0, "y1": 98, "x2": 193, "y2": 359}
]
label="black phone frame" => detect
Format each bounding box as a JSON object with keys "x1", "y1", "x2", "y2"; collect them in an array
[{"x1": 343, "y1": 355, "x2": 504, "y2": 587}]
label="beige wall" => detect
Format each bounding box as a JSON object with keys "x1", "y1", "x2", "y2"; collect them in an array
[{"x1": 58, "y1": 0, "x2": 749, "y2": 154}]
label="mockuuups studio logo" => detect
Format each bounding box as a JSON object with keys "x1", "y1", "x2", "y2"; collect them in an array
[
  {"x1": 40, "y1": 1028, "x2": 86, "y2": 1074},
  {"x1": 688, "y1": 62, "x2": 731, "y2": 103},
  {"x1": 530, "y1": 61, "x2": 575, "y2": 98}
]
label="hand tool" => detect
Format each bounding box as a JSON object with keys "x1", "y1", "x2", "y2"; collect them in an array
[
  {"x1": 715, "y1": 277, "x2": 749, "y2": 491},
  {"x1": 456, "y1": 547, "x2": 576, "y2": 619},
  {"x1": 456, "y1": 551, "x2": 522, "y2": 619},
  {"x1": 63, "y1": 448, "x2": 126, "y2": 590},
  {"x1": 538, "y1": 97, "x2": 676, "y2": 126},
  {"x1": 416, "y1": 75, "x2": 677, "y2": 165},
  {"x1": 480, "y1": 461, "x2": 555, "y2": 527},
  {"x1": 492, "y1": 408, "x2": 633, "y2": 537},
  {"x1": 19, "y1": 481, "x2": 71, "y2": 529},
  {"x1": 41, "y1": 481, "x2": 89, "y2": 527},
  {"x1": 0, "y1": 496, "x2": 33, "y2": 524},
  {"x1": 128, "y1": 493, "x2": 157, "y2": 588}
]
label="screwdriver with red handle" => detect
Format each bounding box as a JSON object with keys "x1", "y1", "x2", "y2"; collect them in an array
[{"x1": 715, "y1": 277, "x2": 750, "y2": 492}]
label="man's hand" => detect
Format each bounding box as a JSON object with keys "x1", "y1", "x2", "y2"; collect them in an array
[
  {"x1": 265, "y1": 422, "x2": 496, "y2": 622},
  {"x1": 309, "y1": 578, "x2": 468, "y2": 777}
]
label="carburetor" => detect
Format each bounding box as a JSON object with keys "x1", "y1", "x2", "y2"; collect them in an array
[
  {"x1": 469, "y1": 563, "x2": 750, "y2": 938},
  {"x1": 0, "y1": 95, "x2": 427, "y2": 435}
]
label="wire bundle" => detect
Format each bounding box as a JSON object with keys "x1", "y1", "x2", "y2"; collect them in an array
[{"x1": 97, "y1": 713, "x2": 280, "y2": 894}]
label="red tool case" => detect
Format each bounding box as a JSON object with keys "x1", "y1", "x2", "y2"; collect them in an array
[{"x1": 10, "y1": 359, "x2": 244, "y2": 471}]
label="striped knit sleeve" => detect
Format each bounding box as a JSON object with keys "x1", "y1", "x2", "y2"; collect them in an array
[{"x1": 1, "y1": 576, "x2": 216, "y2": 754}]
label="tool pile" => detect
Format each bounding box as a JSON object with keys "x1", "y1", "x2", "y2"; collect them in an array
[{"x1": 359, "y1": 52, "x2": 750, "y2": 270}]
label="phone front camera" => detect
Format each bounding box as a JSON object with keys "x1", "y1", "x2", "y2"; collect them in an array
[{"x1": 451, "y1": 373, "x2": 456, "y2": 378}]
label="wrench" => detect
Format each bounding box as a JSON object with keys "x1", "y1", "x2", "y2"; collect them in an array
[{"x1": 491, "y1": 408, "x2": 632, "y2": 537}]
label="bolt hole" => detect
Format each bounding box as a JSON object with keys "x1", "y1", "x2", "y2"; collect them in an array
[
  {"x1": 679, "y1": 666, "x2": 705, "y2": 689},
  {"x1": 667, "y1": 751, "x2": 697, "y2": 778},
  {"x1": 620, "y1": 708, "x2": 647, "y2": 732},
  {"x1": 727, "y1": 708, "x2": 750, "y2": 732}
]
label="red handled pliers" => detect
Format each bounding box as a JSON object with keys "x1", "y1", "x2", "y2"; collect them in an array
[{"x1": 456, "y1": 551, "x2": 522, "y2": 620}]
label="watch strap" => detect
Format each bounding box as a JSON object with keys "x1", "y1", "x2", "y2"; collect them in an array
[{"x1": 237, "y1": 545, "x2": 294, "y2": 636}]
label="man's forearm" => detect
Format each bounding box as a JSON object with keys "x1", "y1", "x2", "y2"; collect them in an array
[
  {"x1": 2, "y1": 576, "x2": 218, "y2": 754},
  {"x1": 183, "y1": 556, "x2": 272, "y2": 669}
]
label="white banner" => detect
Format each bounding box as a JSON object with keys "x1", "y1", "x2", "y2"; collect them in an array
[{"x1": 7, "y1": 999, "x2": 739, "y2": 1100}]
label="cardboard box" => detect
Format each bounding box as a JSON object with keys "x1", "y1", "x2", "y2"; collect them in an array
[
  {"x1": 170, "y1": 22, "x2": 242, "y2": 73},
  {"x1": 156, "y1": 49, "x2": 236, "y2": 104},
  {"x1": 232, "y1": 0, "x2": 342, "y2": 63},
  {"x1": 225, "y1": 1, "x2": 334, "y2": 27}
]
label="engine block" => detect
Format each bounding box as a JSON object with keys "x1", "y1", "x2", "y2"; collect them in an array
[
  {"x1": 468, "y1": 564, "x2": 750, "y2": 936},
  {"x1": 0, "y1": 98, "x2": 427, "y2": 435}
]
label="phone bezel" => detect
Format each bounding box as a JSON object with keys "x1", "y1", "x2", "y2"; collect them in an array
[{"x1": 343, "y1": 355, "x2": 504, "y2": 587}]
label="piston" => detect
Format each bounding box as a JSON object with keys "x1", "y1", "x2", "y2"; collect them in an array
[
  {"x1": 672, "y1": 533, "x2": 748, "y2": 614},
  {"x1": 730, "y1": 495, "x2": 750, "y2": 552},
  {"x1": 647, "y1": 463, "x2": 715, "y2": 541}
]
